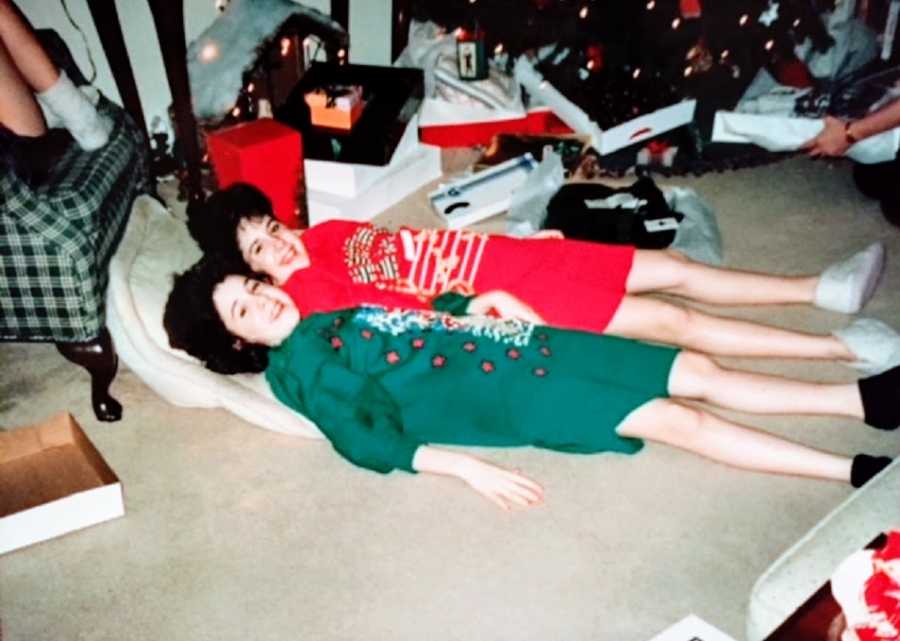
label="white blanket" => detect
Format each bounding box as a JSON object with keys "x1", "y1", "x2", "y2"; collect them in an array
[{"x1": 106, "y1": 195, "x2": 322, "y2": 438}]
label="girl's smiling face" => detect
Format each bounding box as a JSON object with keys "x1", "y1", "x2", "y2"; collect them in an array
[
  {"x1": 236, "y1": 216, "x2": 310, "y2": 284},
  {"x1": 212, "y1": 275, "x2": 300, "y2": 346}
]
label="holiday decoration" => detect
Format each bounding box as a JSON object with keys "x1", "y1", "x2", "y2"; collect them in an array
[
  {"x1": 187, "y1": 0, "x2": 347, "y2": 121},
  {"x1": 637, "y1": 140, "x2": 679, "y2": 166},
  {"x1": 206, "y1": 118, "x2": 306, "y2": 227},
  {"x1": 409, "y1": 0, "x2": 843, "y2": 174},
  {"x1": 457, "y1": 27, "x2": 489, "y2": 80},
  {"x1": 831, "y1": 530, "x2": 900, "y2": 641},
  {"x1": 277, "y1": 62, "x2": 423, "y2": 167}
]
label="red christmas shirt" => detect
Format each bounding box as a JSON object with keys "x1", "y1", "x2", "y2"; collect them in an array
[{"x1": 282, "y1": 220, "x2": 635, "y2": 333}]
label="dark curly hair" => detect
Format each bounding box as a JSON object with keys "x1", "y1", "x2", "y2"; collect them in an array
[
  {"x1": 163, "y1": 256, "x2": 270, "y2": 374},
  {"x1": 186, "y1": 183, "x2": 273, "y2": 267}
]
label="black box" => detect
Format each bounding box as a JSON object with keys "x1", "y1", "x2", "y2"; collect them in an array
[{"x1": 276, "y1": 62, "x2": 423, "y2": 166}]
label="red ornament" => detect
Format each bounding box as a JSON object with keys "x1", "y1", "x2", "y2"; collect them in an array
[
  {"x1": 680, "y1": 0, "x2": 702, "y2": 19},
  {"x1": 585, "y1": 44, "x2": 605, "y2": 72}
]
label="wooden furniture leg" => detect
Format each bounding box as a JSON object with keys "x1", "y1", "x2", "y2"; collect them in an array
[{"x1": 57, "y1": 328, "x2": 122, "y2": 422}]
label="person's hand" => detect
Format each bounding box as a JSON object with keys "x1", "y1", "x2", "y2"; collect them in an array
[
  {"x1": 459, "y1": 458, "x2": 544, "y2": 511},
  {"x1": 529, "y1": 229, "x2": 564, "y2": 239},
  {"x1": 803, "y1": 115, "x2": 852, "y2": 157},
  {"x1": 468, "y1": 291, "x2": 546, "y2": 325}
]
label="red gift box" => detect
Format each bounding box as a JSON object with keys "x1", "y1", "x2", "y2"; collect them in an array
[{"x1": 206, "y1": 118, "x2": 306, "y2": 228}]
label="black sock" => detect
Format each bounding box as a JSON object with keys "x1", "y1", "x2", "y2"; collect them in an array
[
  {"x1": 858, "y1": 365, "x2": 900, "y2": 430},
  {"x1": 850, "y1": 454, "x2": 893, "y2": 488}
]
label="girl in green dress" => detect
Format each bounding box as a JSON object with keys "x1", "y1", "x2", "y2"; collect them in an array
[{"x1": 164, "y1": 260, "x2": 897, "y2": 511}]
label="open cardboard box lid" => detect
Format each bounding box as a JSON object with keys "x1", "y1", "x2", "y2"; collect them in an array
[{"x1": 0, "y1": 412, "x2": 124, "y2": 555}]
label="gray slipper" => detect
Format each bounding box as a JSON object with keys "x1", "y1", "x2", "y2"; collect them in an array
[
  {"x1": 815, "y1": 242, "x2": 885, "y2": 314},
  {"x1": 834, "y1": 318, "x2": 900, "y2": 375}
]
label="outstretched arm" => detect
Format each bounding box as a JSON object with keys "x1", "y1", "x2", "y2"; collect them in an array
[
  {"x1": 467, "y1": 290, "x2": 546, "y2": 324},
  {"x1": 803, "y1": 98, "x2": 900, "y2": 157},
  {"x1": 412, "y1": 446, "x2": 544, "y2": 511}
]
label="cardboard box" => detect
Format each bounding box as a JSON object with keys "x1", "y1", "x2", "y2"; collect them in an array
[
  {"x1": 0, "y1": 412, "x2": 124, "y2": 555},
  {"x1": 277, "y1": 62, "x2": 424, "y2": 167},
  {"x1": 429, "y1": 153, "x2": 539, "y2": 230},
  {"x1": 308, "y1": 141, "x2": 442, "y2": 225},
  {"x1": 418, "y1": 103, "x2": 572, "y2": 148},
  {"x1": 304, "y1": 114, "x2": 421, "y2": 198},
  {"x1": 513, "y1": 56, "x2": 696, "y2": 155}
]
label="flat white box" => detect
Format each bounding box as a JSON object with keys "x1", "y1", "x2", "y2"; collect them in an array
[
  {"x1": 429, "y1": 153, "x2": 538, "y2": 229},
  {"x1": 0, "y1": 412, "x2": 124, "y2": 555},
  {"x1": 712, "y1": 110, "x2": 900, "y2": 164},
  {"x1": 513, "y1": 56, "x2": 695, "y2": 155},
  {"x1": 304, "y1": 115, "x2": 423, "y2": 198},
  {"x1": 597, "y1": 99, "x2": 697, "y2": 155},
  {"x1": 308, "y1": 141, "x2": 443, "y2": 225}
]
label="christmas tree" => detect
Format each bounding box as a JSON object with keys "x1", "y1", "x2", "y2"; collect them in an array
[{"x1": 412, "y1": 0, "x2": 841, "y2": 173}]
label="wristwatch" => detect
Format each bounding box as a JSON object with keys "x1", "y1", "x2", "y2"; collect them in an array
[{"x1": 844, "y1": 120, "x2": 859, "y2": 146}]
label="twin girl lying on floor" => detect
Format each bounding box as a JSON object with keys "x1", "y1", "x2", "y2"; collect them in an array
[{"x1": 163, "y1": 184, "x2": 898, "y2": 509}]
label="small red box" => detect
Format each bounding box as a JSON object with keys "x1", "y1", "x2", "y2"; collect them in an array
[{"x1": 206, "y1": 118, "x2": 306, "y2": 228}]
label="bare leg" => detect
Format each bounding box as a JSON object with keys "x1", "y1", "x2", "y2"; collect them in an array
[
  {"x1": 605, "y1": 296, "x2": 855, "y2": 360},
  {"x1": 626, "y1": 249, "x2": 819, "y2": 305},
  {"x1": 616, "y1": 399, "x2": 852, "y2": 482},
  {"x1": 668, "y1": 351, "x2": 864, "y2": 418},
  {"x1": 0, "y1": 0, "x2": 59, "y2": 91},
  {"x1": 0, "y1": 38, "x2": 44, "y2": 135}
]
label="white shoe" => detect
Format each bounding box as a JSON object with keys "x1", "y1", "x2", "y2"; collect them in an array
[
  {"x1": 815, "y1": 242, "x2": 885, "y2": 314},
  {"x1": 834, "y1": 318, "x2": 900, "y2": 376}
]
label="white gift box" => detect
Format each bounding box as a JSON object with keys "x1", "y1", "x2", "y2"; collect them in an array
[
  {"x1": 304, "y1": 114, "x2": 422, "y2": 198},
  {"x1": 513, "y1": 56, "x2": 696, "y2": 155},
  {"x1": 308, "y1": 140, "x2": 442, "y2": 225},
  {"x1": 712, "y1": 110, "x2": 900, "y2": 164},
  {"x1": 0, "y1": 413, "x2": 125, "y2": 555}
]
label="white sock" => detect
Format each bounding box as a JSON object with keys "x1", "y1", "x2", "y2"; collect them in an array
[
  {"x1": 834, "y1": 318, "x2": 900, "y2": 375},
  {"x1": 814, "y1": 242, "x2": 885, "y2": 314},
  {"x1": 36, "y1": 71, "x2": 111, "y2": 151}
]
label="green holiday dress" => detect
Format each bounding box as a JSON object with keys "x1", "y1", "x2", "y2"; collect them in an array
[{"x1": 265, "y1": 296, "x2": 680, "y2": 474}]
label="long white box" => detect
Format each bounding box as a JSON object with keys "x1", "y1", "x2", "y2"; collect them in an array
[
  {"x1": 0, "y1": 412, "x2": 124, "y2": 555},
  {"x1": 712, "y1": 110, "x2": 900, "y2": 164},
  {"x1": 514, "y1": 56, "x2": 695, "y2": 155}
]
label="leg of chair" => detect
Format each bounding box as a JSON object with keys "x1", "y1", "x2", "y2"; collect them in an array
[{"x1": 56, "y1": 327, "x2": 122, "y2": 422}]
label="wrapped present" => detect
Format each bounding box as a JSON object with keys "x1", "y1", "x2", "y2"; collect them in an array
[
  {"x1": 303, "y1": 84, "x2": 364, "y2": 130},
  {"x1": 712, "y1": 111, "x2": 900, "y2": 164},
  {"x1": 206, "y1": 118, "x2": 306, "y2": 227},
  {"x1": 277, "y1": 62, "x2": 423, "y2": 167}
]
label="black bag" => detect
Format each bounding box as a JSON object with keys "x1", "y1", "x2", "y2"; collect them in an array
[{"x1": 544, "y1": 177, "x2": 683, "y2": 249}]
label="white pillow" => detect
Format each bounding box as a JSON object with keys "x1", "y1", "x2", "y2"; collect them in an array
[{"x1": 106, "y1": 195, "x2": 322, "y2": 438}]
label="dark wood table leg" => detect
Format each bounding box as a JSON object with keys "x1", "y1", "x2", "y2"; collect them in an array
[
  {"x1": 57, "y1": 328, "x2": 122, "y2": 422},
  {"x1": 146, "y1": 0, "x2": 204, "y2": 204}
]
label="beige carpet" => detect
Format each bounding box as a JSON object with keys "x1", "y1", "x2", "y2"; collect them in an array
[{"x1": 1, "y1": 154, "x2": 898, "y2": 641}]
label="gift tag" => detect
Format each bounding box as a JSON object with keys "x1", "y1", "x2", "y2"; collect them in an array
[{"x1": 644, "y1": 217, "x2": 680, "y2": 233}]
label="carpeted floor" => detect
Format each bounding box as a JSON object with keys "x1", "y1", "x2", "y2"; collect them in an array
[{"x1": 1, "y1": 154, "x2": 898, "y2": 641}]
